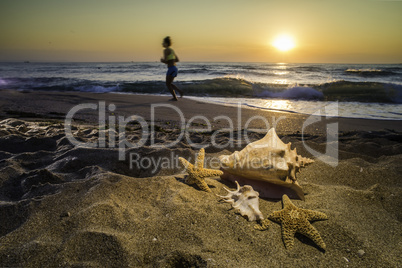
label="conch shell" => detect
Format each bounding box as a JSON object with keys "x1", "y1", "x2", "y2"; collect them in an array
[
  {"x1": 219, "y1": 181, "x2": 264, "y2": 221},
  {"x1": 219, "y1": 128, "x2": 314, "y2": 200}
]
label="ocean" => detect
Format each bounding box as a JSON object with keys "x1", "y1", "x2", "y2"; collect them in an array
[{"x1": 0, "y1": 62, "x2": 401, "y2": 120}]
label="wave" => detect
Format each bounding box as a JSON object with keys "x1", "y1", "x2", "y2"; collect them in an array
[
  {"x1": 178, "y1": 68, "x2": 211, "y2": 74},
  {"x1": 0, "y1": 77, "x2": 77, "y2": 90},
  {"x1": 171, "y1": 78, "x2": 401, "y2": 103},
  {"x1": 177, "y1": 79, "x2": 402, "y2": 103},
  {"x1": 256, "y1": 86, "x2": 324, "y2": 100},
  {"x1": 74, "y1": 85, "x2": 121, "y2": 93},
  {"x1": 288, "y1": 66, "x2": 325, "y2": 73},
  {"x1": 1, "y1": 76, "x2": 401, "y2": 104},
  {"x1": 176, "y1": 78, "x2": 255, "y2": 97},
  {"x1": 344, "y1": 68, "x2": 397, "y2": 77},
  {"x1": 320, "y1": 81, "x2": 402, "y2": 103}
]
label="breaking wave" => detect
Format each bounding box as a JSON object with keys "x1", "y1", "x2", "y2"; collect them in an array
[
  {"x1": 1, "y1": 76, "x2": 401, "y2": 103},
  {"x1": 344, "y1": 68, "x2": 398, "y2": 77},
  {"x1": 174, "y1": 78, "x2": 402, "y2": 103}
]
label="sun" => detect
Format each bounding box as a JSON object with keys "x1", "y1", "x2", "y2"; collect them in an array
[{"x1": 272, "y1": 35, "x2": 295, "y2": 52}]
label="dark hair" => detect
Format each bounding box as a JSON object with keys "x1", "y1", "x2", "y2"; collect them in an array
[{"x1": 163, "y1": 36, "x2": 171, "y2": 46}]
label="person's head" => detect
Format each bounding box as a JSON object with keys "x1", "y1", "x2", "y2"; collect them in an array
[{"x1": 162, "y1": 36, "x2": 171, "y2": 48}]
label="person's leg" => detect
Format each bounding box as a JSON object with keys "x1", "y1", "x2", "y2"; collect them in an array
[
  {"x1": 171, "y1": 83, "x2": 183, "y2": 98},
  {"x1": 166, "y1": 75, "x2": 178, "y2": 100}
]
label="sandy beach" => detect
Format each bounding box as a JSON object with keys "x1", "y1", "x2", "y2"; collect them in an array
[{"x1": 0, "y1": 89, "x2": 401, "y2": 267}]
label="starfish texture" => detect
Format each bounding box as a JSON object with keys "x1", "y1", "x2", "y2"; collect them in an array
[
  {"x1": 179, "y1": 148, "x2": 223, "y2": 192},
  {"x1": 254, "y1": 219, "x2": 271, "y2": 231},
  {"x1": 268, "y1": 194, "x2": 328, "y2": 250}
]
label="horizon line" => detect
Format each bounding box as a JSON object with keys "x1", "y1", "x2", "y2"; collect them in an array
[{"x1": 1, "y1": 60, "x2": 401, "y2": 65}]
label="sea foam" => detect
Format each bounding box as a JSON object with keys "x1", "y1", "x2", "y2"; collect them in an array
[{"x1": 257, "y1": 86, "x2": 324, "y2": 100}]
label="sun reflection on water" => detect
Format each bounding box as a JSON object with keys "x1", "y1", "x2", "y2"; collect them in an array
[
  {"x1": 260, "y1": 99, "x2": 293, "y2": 111},
  {"x1": 273, "y1": 64, "x2": 288, "y2": 83},
  {"x1": 273, "y1": 71, "x2": 288, "y2": 76},
  {"x1": 273, "y1": 79, "x2": 288, "y2": 84}
]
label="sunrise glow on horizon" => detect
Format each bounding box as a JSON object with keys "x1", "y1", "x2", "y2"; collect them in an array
[{"x1": 0, "y1": 0, "x2": 401, "y2": 63}]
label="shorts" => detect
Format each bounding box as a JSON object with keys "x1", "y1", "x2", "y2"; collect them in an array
[{"x1": 166, "y1": 66, "x2": 178, "y2": 77}]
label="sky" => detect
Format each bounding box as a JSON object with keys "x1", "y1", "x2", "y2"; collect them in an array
[{"x1": 0, "y1": 0, "x2": 401, "y2": 63}]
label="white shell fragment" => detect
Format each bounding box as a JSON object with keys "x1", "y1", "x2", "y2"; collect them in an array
[
  {"x1": 219, "y1": 181, "x2": 264, "y2": 221},
  {"x1": 219, "y1": 128, "x2": 314, "y2": 200}
]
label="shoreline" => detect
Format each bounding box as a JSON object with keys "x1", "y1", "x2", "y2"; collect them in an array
[
  {"x1": 185, "y1": 95, "x2": 402, "y2": 121},
  {"x1": 1, "y1": 89, "x2": 401, "y2": 133}
]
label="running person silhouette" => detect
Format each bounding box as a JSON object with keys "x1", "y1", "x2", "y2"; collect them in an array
[{"x1": 160, "y1": 36, "x2": 183, "y2": 101}]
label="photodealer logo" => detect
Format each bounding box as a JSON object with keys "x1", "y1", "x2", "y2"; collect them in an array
[{"x1": 302, "y1": 102, "x2": 339, "y2": 167}]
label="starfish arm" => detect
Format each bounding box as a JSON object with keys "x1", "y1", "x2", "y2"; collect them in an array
[
  {"x1": 254, "y1": 219, "x2": 270, "y2": 231},
  {"x1": 282, "y1": 194, "x2": 298, "y2": 210},
  {"x1": 268, "y1": 211, "x2": 284, "y2": 223},
  {"x1": 179, "y1": 149, "x2": 218, "y2": 193},
  {"x1": 196, "y1": 148, "x2": 205, "y2": 170},
  {"x1": 201, "y1": 168, "x2": 223, "y2": 178},
  {"x1": 195, "y1": 178, "x2": 212, "y2": 193},
  {"x1": 303, "y1": 209, "x2": 329, "y2": 222},
  {"x1": 179, "y1": 157, "x2": 194, "y2": 170},
  {"x1": 185, "y1": 175, "x2": 197, "y2": 185},
  {"x1": 281, "y1": 223, "x2": 297, "y2": 250},
  {"x1": 282, "y1": 194, "x2": 292, "y2": 206},
  {"x1": 297, "y1": 221, "x2": 326, "y2": 250}
]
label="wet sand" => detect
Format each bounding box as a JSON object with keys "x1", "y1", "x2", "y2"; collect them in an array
[{"x1": 0, "y1": 89, "x2": 401, "y2": 267}]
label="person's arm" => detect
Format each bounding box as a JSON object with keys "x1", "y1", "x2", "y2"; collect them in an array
[{"x1": 160, "y1": 49, "x2": 169, "y2": 64}]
